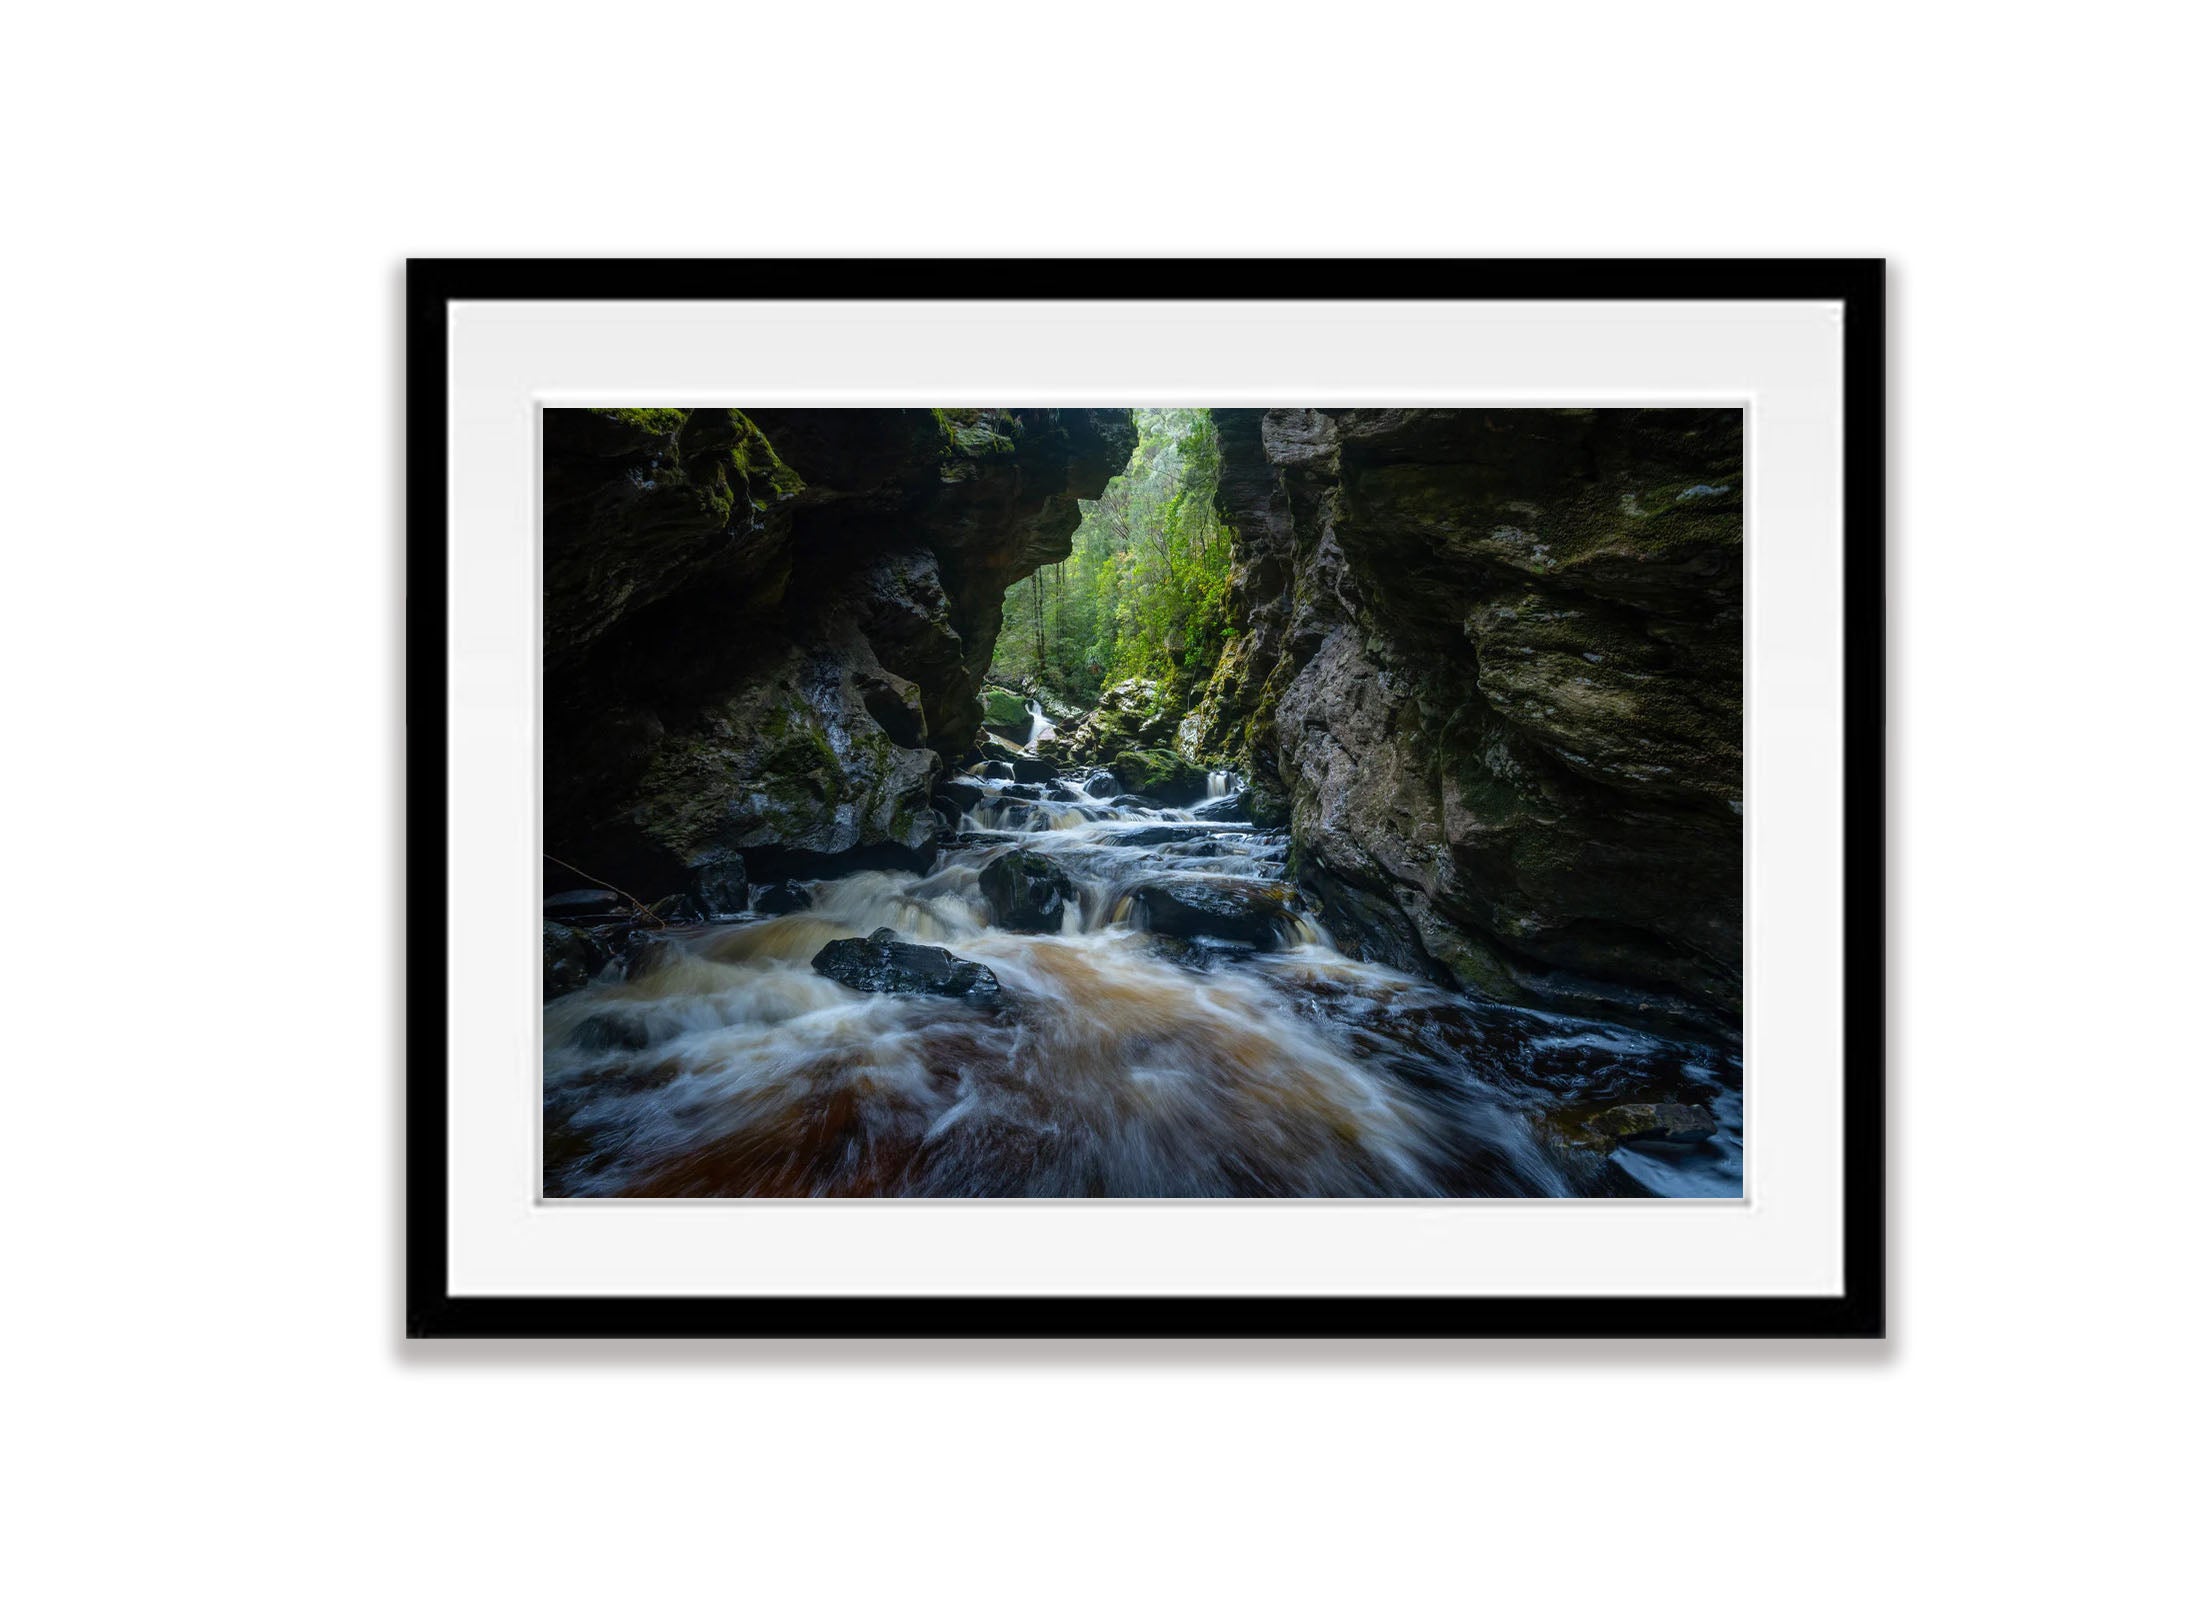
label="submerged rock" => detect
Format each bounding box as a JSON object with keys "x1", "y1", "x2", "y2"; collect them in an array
[
  {"x1": 544, "y1": 923, "x2": 614, "y2": 998},
  {"x1": 810, "y1": 927, "x2": 1006, "y2": 1008},
  {"x1": 568, "y1": 1011, "x2": 652, "y2": 1053},
  {"x1": 622, "y1": 930, "x2": 680, "y2": 981},
  {"x1": 979, "y1": 849, "x2": 1076, "y2": 933}
]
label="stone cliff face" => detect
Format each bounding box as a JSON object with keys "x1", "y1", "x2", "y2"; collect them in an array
[
  {"x1": 1185, "y1": 409, "x2": 1743, "y2": 1038},
  {"x1": 544, "y1": 407, "x2": 1136, "y2": 897}
]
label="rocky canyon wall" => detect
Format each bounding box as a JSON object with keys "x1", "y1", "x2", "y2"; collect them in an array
[
  {"x1": 543, "y1": 407, "x2": 1136, "y2": 902},
  {"x1": 1184, "y1": 409, "x2": 1743, "y2": 1039}
]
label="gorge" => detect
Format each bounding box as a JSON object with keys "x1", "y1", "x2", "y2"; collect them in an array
[{"x1": 542, "y1": 406, "x2": 1743, "y2": 1199}]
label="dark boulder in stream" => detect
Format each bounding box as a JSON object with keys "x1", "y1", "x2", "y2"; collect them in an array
[
  {"x1": 692, "y1": 859, "x2": 748, "y2": 918},
  {"x1": 979, "y1": 849, "x2": 1076, "y2": 932},
  {"x1": 1103, "y1": 825, "x2": 1214, "y2": 848},
  {"x1": 1131, "y1": 878, "x2": 1295, "y2": 950},
  {"x1": 754, "y1": 881, "x2": 812, "y2": 915},
  {"x1": 544, "y1": 923, "x2": 613, "y2": 998},
  {"x1": 934, "y1": 778, "x2": 987, "y2": 815},
  {"x1": 1190, "y1": 791, "x2": 1252, "y2": 823},
  {"x1": 811, "y1": 927, "x2": 1007, "y2": 1009}
]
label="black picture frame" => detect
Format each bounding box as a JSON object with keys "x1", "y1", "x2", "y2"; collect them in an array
[{"x1": 406, "y1": 258, "x2": 1886, "y2": 1339}]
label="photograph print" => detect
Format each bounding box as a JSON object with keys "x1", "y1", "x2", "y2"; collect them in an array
[{"x1": 541, "y1": 405, "x2": 1742, "y2": 1200}]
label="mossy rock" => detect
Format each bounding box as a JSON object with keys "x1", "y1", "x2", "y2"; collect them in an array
[
  {"x1": 1107, "y1": 747, "x2": 1204, "y2": 807},
  {"x1": 981, "y1": 687, "x2": 1033, "y2": 742}
]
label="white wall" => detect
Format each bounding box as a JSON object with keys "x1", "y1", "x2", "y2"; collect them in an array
[{"x1": 4, "y1": 4, "x2": 2189, "y2": 1596}]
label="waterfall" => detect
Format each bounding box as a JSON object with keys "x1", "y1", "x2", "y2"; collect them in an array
[
  {"x1": 1023, "y1": 698, "x2": 1056, "y2": 751},
  {"x1": 1206, "y1": 769, "x2": 1238, "y2": 800}
]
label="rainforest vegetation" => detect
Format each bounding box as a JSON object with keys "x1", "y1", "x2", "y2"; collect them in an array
[{"x1": 993, "y1": 408, "x2": 1232, "y2": 714}]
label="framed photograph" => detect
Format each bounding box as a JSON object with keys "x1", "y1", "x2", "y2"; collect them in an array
[{"x1": 407, "y1": 259, "x2": 1884, "y2": 1337}]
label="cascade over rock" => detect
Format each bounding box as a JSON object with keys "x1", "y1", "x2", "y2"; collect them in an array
[
  {"x1": 1182, "y1": 408, "x2": 1743, "y2": 1038},
  {"x1": 544, "y1": 407, "x2": 1136, "y2": 901}
]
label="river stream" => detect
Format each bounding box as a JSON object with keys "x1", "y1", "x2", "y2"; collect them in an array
[{"x1": 545, "y1": 767, "x2": 1742, "y2": 1199}]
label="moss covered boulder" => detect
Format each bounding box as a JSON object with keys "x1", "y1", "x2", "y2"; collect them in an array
[
  {"x1": 1105, "y1": 747, "x2": 1206, "y2": 807},
  {"x1": 981, "y1": 686, "x2": 1034, "y2": 743},
  {"x1": 1065, "y1": 678, "x2": 1178, "y2": 764}
]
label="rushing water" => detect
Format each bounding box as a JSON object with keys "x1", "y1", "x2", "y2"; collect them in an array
[{"x1": 545, "y1": 767, "x2": 1742, "y2": 1199}]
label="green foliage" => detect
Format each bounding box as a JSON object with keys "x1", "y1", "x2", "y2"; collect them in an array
[{"x1": 996, "y1": 409, "x2": 1235, "y2": 718}]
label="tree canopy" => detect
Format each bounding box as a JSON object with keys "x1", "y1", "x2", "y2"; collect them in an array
[{"x1": 995, "y1": 407, "x2": 1232, "y2": 712}]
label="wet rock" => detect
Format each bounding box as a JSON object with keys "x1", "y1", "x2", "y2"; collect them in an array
[
  {"x1": 544, "y1": 923, "x2": 614, "y2": 998},
  {"x1": 1083, "y1": 769, "x2": 1121, "y2": 798},
  {"x1": 1010, "y1": 757, "x2": 1059, "y2": 783},
  {"x1": 1103, "y1": 825, "x2": 1212, "y2": 848},
  {"x1": 623, "y1": 931, "x2": 680, "y2": 980},
  {"x1": 982, "y1": 687, "x2": 1035, "y2": 744},
  {"x1": 648, "y1": 893, "x2": 702, "y2": 923},
  {"x1": 979, "y1": 849, "x2": 1076, "y2": 933},
  {"x1": 544, "y1": 407, "x2": 1135, "y2": 903},
  {"x1": 569, "y1": 1011, "x2": 652, "y2": 1052},
  {"x1": 1064, "y1": 678, "x2": 1179, "y2": 764},
  {"x1": 981, "y1": 760, "x2": 1017, "y2": 781},
  {"x1": 811, "y1": 927, "x2": 1006, "y2": 1008},
  {"x1": 1547, "y1": 1101, "x2": 1719, "y2": 1153},
  {"x1": 692, "y1": 859, "x2": 748, "y2": 918},
  {"x1": 1190, "y1": 791, "x2": 1251, "y2": 822},
  {"x1": 1597, "y1": 1102, "x2": 1717, "y2": 1144},
  {"x1": 1196, "y1": 407, "x2": 1744, "y2": 1037},
  {"x1": 934, "y1": 779, "x2": 986, "y2": 815},
  {"x1": 1132, "y1": 878, "x2": 1294, "y2": 950},
  {"x1": 999, "y1": 782, "x2": 1045, "y2": 801},
  {"x1": 755, "y1": 881, "x2": 813, "y2": 915},
  {"x1": 544, "y1": 888, "x2": 625, "y2": 923},
  {"x1": 1106, "y1": 747, "x2": 1206, "y2": 806}
]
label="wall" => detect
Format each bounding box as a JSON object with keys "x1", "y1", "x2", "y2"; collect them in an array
[{"x1": 5, "y1": 5, "x2": 2189, "y2": 1599}]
